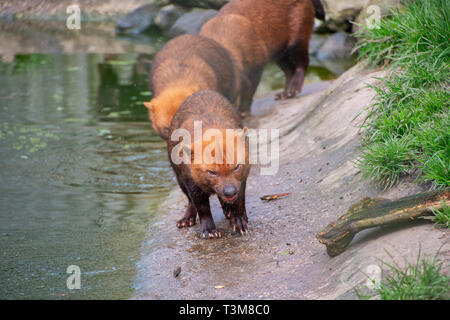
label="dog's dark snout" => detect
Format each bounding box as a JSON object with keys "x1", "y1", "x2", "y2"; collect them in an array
[{"x1": 223, "y1": 185, "x2": 237, "y2": 197}]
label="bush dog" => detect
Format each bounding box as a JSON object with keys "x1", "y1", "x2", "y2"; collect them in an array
[
  {"x1": 168, "y1": 90, "x2": 250, "y2": 238},
  {"x1": 144, "y1": 34, "x2": 240, "y2": 139},
  {"x1": 200, "y1": 0, "x2": 325, "y2": 108}
]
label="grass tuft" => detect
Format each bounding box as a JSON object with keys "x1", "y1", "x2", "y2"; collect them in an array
[
  {"x1": 359, "y1": 250, "x2": 450, "y2": 300},
  {"x1": 355, "y1": 135, "x2": 416, "y2": 189},
  {"x1": 431, "y1": 200, "x2": 450, "y2": 228},
  {"x1": 354, "y1": 0, "x2": 450, "y2": 189}
]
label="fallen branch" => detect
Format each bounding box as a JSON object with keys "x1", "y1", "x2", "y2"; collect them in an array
[
  {"x1": 260, "y1": 193, "x2": 291, "y2": 201},
  {"x1": 317, "y1": 189, "x2": 450, "y2": 257}
]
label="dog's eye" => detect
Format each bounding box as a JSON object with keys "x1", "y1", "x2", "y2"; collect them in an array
[
  {"x1": 207, "y1": 170, "x2": 218, "y2": 176},
  {"x1": 233, "y1": 164, "x2": 241, "y2": 172}
]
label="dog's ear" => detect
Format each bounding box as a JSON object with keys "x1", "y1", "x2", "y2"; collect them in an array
[{"x1": 143, "y1": 101, "x2": 153, "y2": 111}]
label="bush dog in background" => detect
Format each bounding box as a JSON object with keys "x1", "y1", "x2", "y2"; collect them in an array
[
  {"x1": 200, "y1": 0, "x2": 325, "y2": 109},
  {"x1": 144, "y1": 34, "x2": 241, "y2": 139},
  {"x1": 167, "y1": 90, "x2": 250, "y2": 238},
  {"x1": 146, "y1": 0, "x2": 324, "y2": 138}
]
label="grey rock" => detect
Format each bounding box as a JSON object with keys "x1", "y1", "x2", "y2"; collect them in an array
[
  {"x1": 352, "y1": 0, "x2": 403, "y2": 33},
  {"x1": 316, "y1": 32, "x2": 356, "y2": 62},
  {"x1": 169, "y1": 0, "x2": 229, "y2": 10},
  {"x1": 154, "y1": 4, "x2": 184, "y2": 30},
  {"x1": 321, "y1": 0, "x2": 370, "y2": 31},
  {"x1": 317, "y1": 57, "x2": 357, "y2": 75},
  {"x1": 309, "y1": 33, "x2": 328, "y2": 56},
  {"x1": 321, "y1": 0, "x2": 403, "y2": 32},
  {"x1": 169, "y1": 9, "x2": 218, "y2": 37},
  {"x1": 116, "y1": 2, "x2": 159, "y2": 35}
]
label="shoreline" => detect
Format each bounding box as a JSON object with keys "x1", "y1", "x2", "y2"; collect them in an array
[
  {"x1": 0, "y1": 0, "x2": 151, "y2": 22},
  {"x1": 132, "y1": 65, "x2": 449, "y2": 299}
]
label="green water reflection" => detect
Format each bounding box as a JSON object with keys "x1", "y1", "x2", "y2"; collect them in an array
[
  {"x1": 0, "y1": 52, "x2": 174, "y2": 299},
  {"x1": 0, "y1": 27, "x2": 349, "y2": 299}
]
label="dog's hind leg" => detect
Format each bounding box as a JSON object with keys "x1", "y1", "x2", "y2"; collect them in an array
[{"x1": 276, "y1": 2, "x2": 314, "y2": 100}]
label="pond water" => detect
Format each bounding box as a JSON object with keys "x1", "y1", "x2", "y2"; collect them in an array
[{"x1": 0, "y1": 22, "x2": 350, "y2": 299}]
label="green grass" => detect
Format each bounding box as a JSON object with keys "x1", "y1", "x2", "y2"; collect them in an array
[
  {"x1": 359, "y1": 250, "x2": 450, "y2": 300},
  {"x1": 354, "y1": 0, "x2": 450, "y2": 189},
  {"x1": 431, "y1": 200, "x2": 450, "y2": 228}
]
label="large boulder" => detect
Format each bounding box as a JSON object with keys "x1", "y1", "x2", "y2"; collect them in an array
[
  {"x1": 316, "y1": 32, "x2": 356, "y2": 61},
  {"x1": 321, "y1": 0, "x2": 370, "y2": 31},
  {"x1": 321, "y1": 0, "x2": 403, "y2": 31},
  {"x1": 312, "y1": 32, "x2": 357, "y2": 75},
  {"x1": 169, "y1": 9, "x2": 218, "y2": 37},
  {"x1": 308, "y1": 33, "x2": 328, "y2": 56},
  {"x1": 169, "y1": 0, "x2": 229, "y2": 10},
  {"x1": 154, "y1": 4, "x2": 184, "y2": 30},
  {"x1": 352, "y1": 0, "x2": 404, "y2": 33},
  {"x1": 115, "y1": 2, "x2": 159, "y2": 35}
]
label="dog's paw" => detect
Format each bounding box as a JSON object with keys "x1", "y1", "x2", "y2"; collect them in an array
[
  {"x1": 176, "y1": 216, "x2": 196, "y2": 228},
  {"x1": 200, "y1": 228, "x2": 222, "y2": 239},
  {"x1": 230, "y1": 215, "x2": 248, "y2": 235}
]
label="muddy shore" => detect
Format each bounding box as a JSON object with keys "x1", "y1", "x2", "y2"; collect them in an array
[{"x1": 133, "y1": 65, "x2": 449, "y2": 299}]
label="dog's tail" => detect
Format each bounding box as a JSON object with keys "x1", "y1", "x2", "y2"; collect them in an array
[{"x1": 310, "y1": 0, "x2": 325, "y2": 21}]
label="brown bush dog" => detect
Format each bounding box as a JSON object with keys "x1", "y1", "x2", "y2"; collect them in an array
[
  {"x1": 199, "y1": 0, "x2": 325, "y2": 109},
  {"x1": 167, "y1": 90, "x2": 250, "y2": 238},
  {"x1": 144, "y1": 34, "x2": 241, "y2": 139}
]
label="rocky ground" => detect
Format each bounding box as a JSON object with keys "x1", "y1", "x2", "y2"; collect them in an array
[
  {"x1": 0, "y1": 0, "x2": 402, "y2": 31},
  {"x1": 0, "y1": 0, "x2": 151, "y2": 21},
  {"x1": 132, "y1": 64, "x2": 449, "y2": 299}
]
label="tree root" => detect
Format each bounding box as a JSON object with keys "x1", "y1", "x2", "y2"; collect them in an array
[{"x1": 317, "y1": 189, "x2": 450, "y2": 257}]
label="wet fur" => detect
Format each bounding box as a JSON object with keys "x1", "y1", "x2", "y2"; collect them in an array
[
  {"x1": 200, "y1": 0, "x2": 322, "y2": 109},
  {"x1": 167, "y1": 90, "x2": 250, "y2": 238},
  {"x1": 146, "y1": 34, "x2": 241, "y2": 139}
]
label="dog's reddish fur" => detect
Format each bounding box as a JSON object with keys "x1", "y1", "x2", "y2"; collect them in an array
[
  {"x1": 200, "y1": 0, "x2": 322, "y2": 109},
  {"x1": 145, "y1": 34, "x2": 240, "y2": 139},
  {"x1": 150, "y1": 0, "x2": 325, "y2": 238},
  {"x1": 147, "y1": 1, "x2": 324, "y2": 136},
  {"x1": 167, "y1": 90, "x2": 250, "y2": 238}
]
